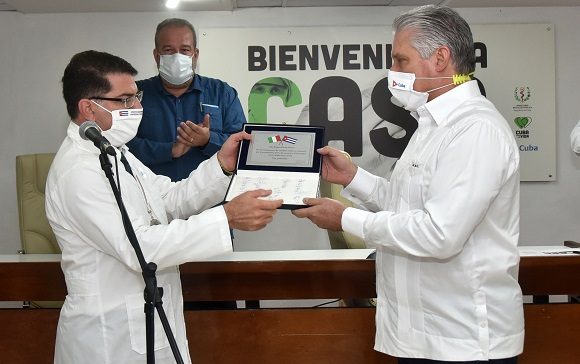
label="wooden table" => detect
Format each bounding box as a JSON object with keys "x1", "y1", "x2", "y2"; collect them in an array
[{"x1": 1, "y1": 249, "x2": 579, "y2": 363}]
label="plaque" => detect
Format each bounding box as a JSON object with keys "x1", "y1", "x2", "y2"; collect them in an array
[{"x1": 224, "y1": 123, "x2": 325, "y2": 209}]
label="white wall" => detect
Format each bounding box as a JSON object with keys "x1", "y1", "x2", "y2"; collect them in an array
[{"x1": 1, "y1": 6, "x2": 579, "y2": 254}]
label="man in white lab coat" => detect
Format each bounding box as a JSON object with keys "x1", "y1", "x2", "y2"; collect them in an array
[{"x1": 46, "y1": 50, "x2": 282, "y2": 364}]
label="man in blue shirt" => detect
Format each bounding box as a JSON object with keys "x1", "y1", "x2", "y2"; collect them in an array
[
  {"x1": 127, "y1": 18, "x2": 245, "y2": 182},
  {"x1": 128, "y1": 18, "x2": 245, "y2": 310}
]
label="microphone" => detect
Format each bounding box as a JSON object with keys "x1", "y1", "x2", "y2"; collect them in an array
[{"x1": 79, "y1": 120, "x2": 116, "y2": 156}]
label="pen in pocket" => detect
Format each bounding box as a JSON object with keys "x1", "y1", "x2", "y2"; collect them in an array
[{"x1": 200, "y1": 103, "x2": 219, "y2": 113}]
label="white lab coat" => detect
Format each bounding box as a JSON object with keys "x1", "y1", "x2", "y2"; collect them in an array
[{"x1": 45, "y1": 122, "x2": 233, "y2": 364}]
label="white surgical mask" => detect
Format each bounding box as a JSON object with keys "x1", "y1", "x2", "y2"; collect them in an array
[
  {"x1": 91, "y1": 101, "x2": 143, "y2": 147},
  {"x1": 387, "y1": 70, "x2": 472, "y2": 112},
  {"x1": 159, "y1": 53, "x2": 194, "y2": 86}
]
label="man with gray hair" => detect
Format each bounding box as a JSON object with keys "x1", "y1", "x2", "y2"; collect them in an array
[{"x1": 294, "y1": 5, "x2": 523, "y2": 363}]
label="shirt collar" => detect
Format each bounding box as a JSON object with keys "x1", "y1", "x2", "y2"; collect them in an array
[
  {"x1": 422, "y1": 80, "x2": 481, "y2": 127},
  {"x1": 68, "y1": 121, "x2": 99, "y2": 154}
]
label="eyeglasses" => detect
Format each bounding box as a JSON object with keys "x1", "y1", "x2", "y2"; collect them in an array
[{"x1": 90, "y1": 90, "x2": 143, "y2": 108}]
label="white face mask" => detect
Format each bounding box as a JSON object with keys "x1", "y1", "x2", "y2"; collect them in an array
[
  {"x1": 91, "y1": 101, "x2": 143, "y2": 147},
  {"x1": 387, "y1": 70, "x2": 471, "y2": 112},
  {"x1": 159, "y1": 53, "x2": 194, "y2": 86}
]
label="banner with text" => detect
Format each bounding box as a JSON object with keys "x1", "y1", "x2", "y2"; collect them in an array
[{"x1": 199, "y1": 24, "x2": 555, "y2": 181}]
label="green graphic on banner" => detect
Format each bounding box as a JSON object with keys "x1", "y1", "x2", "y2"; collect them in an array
[
  {"x1": 247, "y1": 77, "x2": 302, "y2": 123},
  {"x1": 514, "y1": 116, "x2": 532, "y2": 129}
]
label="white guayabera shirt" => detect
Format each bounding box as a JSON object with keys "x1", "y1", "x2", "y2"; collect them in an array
[
  {"x1": 46, "y1": 122, "x2": 233, "y2": 364},
  {"x1": 341, "y1": 81, "x2": 524, "y2": 361}
]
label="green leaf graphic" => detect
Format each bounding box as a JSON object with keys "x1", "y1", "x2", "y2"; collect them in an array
[{"x1": 514, "y1": 117, "x2": 532, "y2": 129}]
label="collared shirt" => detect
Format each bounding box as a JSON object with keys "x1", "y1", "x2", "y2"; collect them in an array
[
  {"x1": 341, "y1": 81, "x2": 524, "y2": 361},
  {"x1": 127, "y1": 74, "x2": 245, "y2": 181},
  {"x1": 46, "y1": 122, "x2": 233, "y2": 364}
]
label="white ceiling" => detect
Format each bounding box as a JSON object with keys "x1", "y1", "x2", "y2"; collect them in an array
[{"x1": 1, "y1": 0, "x2": 579, "y2": 13}]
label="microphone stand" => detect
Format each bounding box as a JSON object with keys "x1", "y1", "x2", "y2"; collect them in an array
[{"x1": 98, "y1": 151, "x2": 184, "y2": 364}]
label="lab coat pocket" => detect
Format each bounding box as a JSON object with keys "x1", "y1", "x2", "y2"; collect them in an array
[{"x1": 126, "y1": 285, "x2": 175, "y2": 355}]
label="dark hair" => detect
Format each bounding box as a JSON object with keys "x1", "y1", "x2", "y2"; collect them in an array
[
  {"x1": 393, "y1": 5, "x2": 475, "y2": 74},
  {"x1": 155, "y1": 18, "x2": 197, "y2": 49},
  {"x1": 61, "y1": 50, "x2": 138, "y2": 119}
]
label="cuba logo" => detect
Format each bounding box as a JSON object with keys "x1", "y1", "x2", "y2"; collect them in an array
[
  {"x1": 514, "y1": 116, "x2": 532, "y2": 129},
  {"x1": 391, "y1": 80, "x2": 407, "y2": 89},
  {"x1": 514, "y1": 86, "x2": 531, "y2": 103},
  {"x1": 514, "y1": 117, "x2": 531, "y2": 139}
]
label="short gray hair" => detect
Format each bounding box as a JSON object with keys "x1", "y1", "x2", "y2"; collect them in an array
[
  {"x1": 393, "y1": 5, "x2": 475, "y2": 74},
  {"x1": 155, "y1": 18, "x2": 197, "y2": 49}
]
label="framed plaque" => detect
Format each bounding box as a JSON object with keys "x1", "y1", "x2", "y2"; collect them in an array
[{"x1": 224, "y1": 123, "x2": 325, "y2": 209}]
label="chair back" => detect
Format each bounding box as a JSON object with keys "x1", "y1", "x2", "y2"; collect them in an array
[{"x1": 16, "y1": 153, "x2": 60, "y2": 254}]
